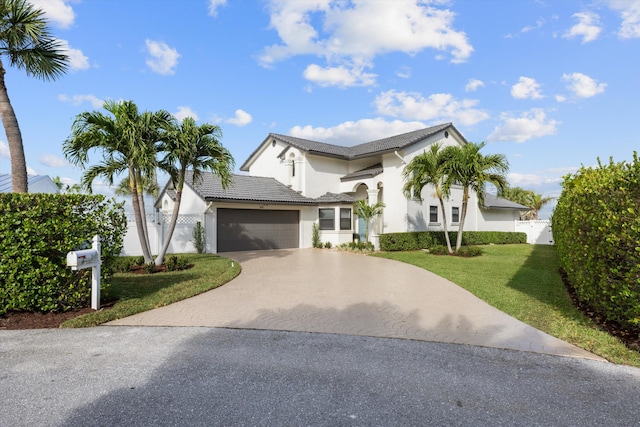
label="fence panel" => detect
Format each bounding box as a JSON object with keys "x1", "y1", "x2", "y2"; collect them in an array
[
  {"x1": 515, "y1": 220, "x2": 554, "y2": 245},
  {"x1": 121, "y1": 213, "x2": 203, "y2": 256}
]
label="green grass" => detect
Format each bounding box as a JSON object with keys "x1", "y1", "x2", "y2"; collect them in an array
[
  {"x1": 374, "y1": 245, "x2": 640, "y2": 367},
  {"x1": 61, "y1": 254, "x2": 241, "y2": 328}
]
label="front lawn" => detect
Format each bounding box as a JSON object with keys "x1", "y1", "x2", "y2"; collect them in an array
[
  {"x1": 374, "y1": 245, "x2": 640, "y2": 367},
  {"x1": 61, "y1": 254, "x2": 241, "y2": 328}
]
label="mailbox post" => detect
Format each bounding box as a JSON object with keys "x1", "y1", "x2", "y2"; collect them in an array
[{"x1": 66, "y1": 235, "x2": 101, "y2": 310}]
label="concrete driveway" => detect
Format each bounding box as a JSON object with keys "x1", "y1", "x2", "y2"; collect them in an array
[{"x1": 108, "y1": 249, "x2": 600, "y2": 360}]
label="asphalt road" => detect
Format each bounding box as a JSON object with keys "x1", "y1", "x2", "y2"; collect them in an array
[{"x1": 1, "y1": 326, "x2": 639, "y2": 426}]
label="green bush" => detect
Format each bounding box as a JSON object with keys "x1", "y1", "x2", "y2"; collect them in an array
[
  {"x1": 379, "y1": 231, "x2": 525, "y2": 251},
  {"x1": 0, "y1": 194, "x2": 126, "y2": 314},
  {"x1": 428, "y1": 245, "x2": 449, "y2": 255},
  {"x1": 457, "y1": 246, "x2": 483, "y2": 257},
  {"x1": 554, "y1": 155, "x2": 640, "y2": 329},
  {"x1": 324, "y1": 241, "x2": 332, "y2": 249},
  {"x1": 312, "y1": 223, "x2": 322, "y2": 248},
  {"x1": 191, "y1": 221, "x2": 206, "y2": 254}
]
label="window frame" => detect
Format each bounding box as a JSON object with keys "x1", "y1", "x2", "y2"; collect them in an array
[
  {"x1": 319, "y1": 208, "x2": 335, "y2": 230},
  {"x1": 452, "y1": 206, "x2": 460, "y2": 223},
  {"x1": 429, "y1": 205, "x2": 438, "y2": 223},
  {"x1": 339, "y1": 208, "x2": 352, "y2": 231}
]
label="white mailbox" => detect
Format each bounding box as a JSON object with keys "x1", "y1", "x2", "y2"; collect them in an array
[
  {"x1": 66, "y1": 248, "x2": 100, "y2": 270},
  {"x1": 66, "y1": 235, "x2": 102, "y2": 310}
]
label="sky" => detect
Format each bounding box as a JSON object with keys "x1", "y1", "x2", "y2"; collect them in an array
[{"x1": 2, "y1": 0, "x2": 639, "y2": 219}]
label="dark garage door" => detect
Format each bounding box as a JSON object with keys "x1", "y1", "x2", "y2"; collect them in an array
[{"x1": 217, "y1": 208, "x2": 300, "y2": 252}]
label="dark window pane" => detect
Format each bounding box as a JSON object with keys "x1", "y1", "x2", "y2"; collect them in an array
[
  {"x1": 452, "y1": 207, "x2": 460, "y2": 223},
  {"x1": 319, "y1": 208, "x2": 335, "y2": 230},
  {"x1": 340, "y1": 208, "x2": 351, "y2": 230},
  {"x1": 429, "y1": 206, "x2": 438, "y2": 223}
]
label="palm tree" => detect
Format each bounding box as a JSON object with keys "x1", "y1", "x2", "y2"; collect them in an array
[
  {"x1": 403, "y1": 143, "x2": 453, "y2": 253},
  {"x1": 0, "y1": 0, "x2": 69, "y2": 192},
  {"x1": 499, "y1": 186, "x2": 554, "y2": 220},
  {"x1": 527, "y1": 192, "x2": 554, "y2": 220},
  {"x1": 64, "y1": 100, "x2": 172, "y2": 263},
  {"x1": 498, "y1": 185, "x2": 533, "y2": 220},
  {"x1": 443, "y1": 142, "x2": 509, "y2": 251},
  {"x1": 154, "y1": 117, "x2": 234, "y2": 265},
  {"x1": 354, "y1": 199, "x2": 385, "y2": 244}
]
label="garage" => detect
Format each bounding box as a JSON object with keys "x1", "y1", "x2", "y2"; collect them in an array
[{"x1": 217, "y1": 208, "x2": 300, "y2": 252}]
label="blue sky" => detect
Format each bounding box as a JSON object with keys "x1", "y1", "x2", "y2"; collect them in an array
[{"x1": 2, "y1": 0, "x2": 639, "y2": 218}]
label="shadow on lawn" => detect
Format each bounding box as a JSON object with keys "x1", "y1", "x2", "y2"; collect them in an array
[{"x1": 505, "y1": 244, "x2": 589, "y2": 323}]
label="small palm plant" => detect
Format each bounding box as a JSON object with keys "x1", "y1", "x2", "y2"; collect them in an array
[{"x1": 354, "y1": 199, "x2": 385, "y2": 244}]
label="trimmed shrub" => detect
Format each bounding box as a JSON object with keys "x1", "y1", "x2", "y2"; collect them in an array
[
  {"x1": 457, "y1": 246, "x2": 483, "y2": 257},
  {"x1": 553, "y1": 155, "x2": 640, "y2": 329},
  {"x1": 0, "y1": 193, "x2": 126, "y2": 314},
  {"x1": 191, "y1": 221, "x2": 206, "y2": 254},
  {"x1": 379, "y1": 231, "x2": 525, "y2": 251},
  {"x1": 428, "y1": 245, "x2": 449, "y2": 255},
  {"x1": 312, "y1": 223, "x2": 322, "y2": 248}
]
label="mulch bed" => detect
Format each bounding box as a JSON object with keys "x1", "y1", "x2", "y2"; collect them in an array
[{"x1": 0, "y1": 307, "x2": 96, "y2": 330}]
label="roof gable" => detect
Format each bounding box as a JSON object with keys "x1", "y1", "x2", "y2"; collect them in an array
[{"x1": 240, "y1": 123, "x2": 464, "y2": 171}]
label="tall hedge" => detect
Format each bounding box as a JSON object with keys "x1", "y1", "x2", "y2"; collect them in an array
[
  {"x1": 0, "y1": 194, "x2": 126, "y2": 314},
  {"x1": 553, "y1": 155, "x2": 640, "y2": 329},
  {"x1": 380, "y1": 231, "x2": 526, "y2": 251}
]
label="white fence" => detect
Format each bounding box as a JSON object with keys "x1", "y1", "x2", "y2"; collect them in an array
[
  {"x1": 515, "y1": 220, "x2": 554, "y2": 245},
  {"x1": 121, "y1": 213, "x2": 203, "y2": 256}
]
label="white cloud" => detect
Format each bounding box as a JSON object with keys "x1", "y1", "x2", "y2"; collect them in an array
[
  {"x1": 465, "y1": 78, "x2": 484, "y2": 92},
  {"x1": 40, "y1": 154, "x2": 68, "y2": 168},
  {"x1": 303, "y1": 63, "x2": 376, "y2": 87},
  {"x1": 27, "y1": 166, "x2": 37, "y2": 176},
  {"x1": 562, "y1": 72, "x2": 607, "y2": 98},
  {"x1": 145, "y1": 39, "x2": 180, "y2": 75},
  {"x1": 511, "y1": 77, "x2": 544, "y2": 100},
  {"x1": 173, "y1": 106, "x2": 199, "y2": 121},
  {"x1": 521, "y1": 18, "x2": 546, "y2": 34},
  {"x1": 260, "y1": 0, "x2": 473, "y2": 86},
  {"x1": 374, "y1": 90, "x2": 490, "y2": 126},
  {"x1": 225, "y1": 109, "x2": 253, "y2": 127},
  {"x1": 488, "y1": 109, "x2": 560, "y2": 143},
  {"x1": 563, "y1": 11, "x2": 602, "y2": 43},
  {"x1": 208, "y1": 0, "x2": 227, "y2": 17},
  {"x1": 555, "y1": 94, "x2": 567, "y2": 102},
  {"x1": 0, "y1": 141, "x2": 9, "y2": 158},
  {"x1": 604, "y1": 0, "x2": 640, "y2": 38},
  {"x1": 396, "y1": 66, "x2": 411, "y2": 79},
  {"x1": 58, "y1": 94, "x2": 104, "y2": 108},
  {"x1": 58, "y1": 39, "x2": 89, "y2": 71},
  {"x1": 28, "y1": 0, "x2": 75, "y2": 29},
  {"x1": 290, "y1": 118, "x2": 427, "y2": 146}
]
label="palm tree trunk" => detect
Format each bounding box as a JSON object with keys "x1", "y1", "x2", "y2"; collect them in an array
[
  {"x1": 0, "y1": 61, "x2": 28, "y2": 193},
  {"x1": 456, "y1": 189, "x2": 469, "y2": 251},
  {"x1": 135, "y1": 170, "x2": 152, "y2": 257},
  {"x1": 129, "y1": 166, "x2": 153, "y2": 263},
  {"x1": 155, "y1": 186, "x2": 182, "y2": 266},
  {"x1": 437, "y1": 196, "x2": 453, "y2": 253}
]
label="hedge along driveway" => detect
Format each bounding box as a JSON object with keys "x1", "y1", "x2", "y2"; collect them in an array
[
  {"x1": 375, "y1": 245, "x2": 640, "y2": 367},
  {"x1": 0, "y1": 194, "x2": 126, "y2": 315}
]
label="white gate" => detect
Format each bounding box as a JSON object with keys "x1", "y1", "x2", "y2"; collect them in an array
[{"x1": 515, "y1": 220, "x2": 554, "y2": 245}]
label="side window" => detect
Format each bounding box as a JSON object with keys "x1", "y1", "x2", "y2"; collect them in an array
[
  {"x1": 319, "y1": 208, "x2": 335, "y2": 230},
  {"x1": 340, "y1": 208, "x2": 351, "y2": 230},
  {"x1": 429, "y1": 205, "x2": 438, "y2": 223},
  {"x1": 452, "y1": 207, "x2": 460, "y2": 223}
]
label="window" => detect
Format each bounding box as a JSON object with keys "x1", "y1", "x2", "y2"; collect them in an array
[
  {"x1": 429, "y1": 206, "x2": 438, "y2": 223},
  {"x1": 291, "y1": 159, "x2": 295, "y2": 177},
  {"x1": 452, "y1": 207, "x2": 460, "y2": 223},
  {"x1": 319, "y1": 208, "x2": 335, "y2": 230},
  {"x1": 340, "y1": 208, "x2": 351, "y2": 230}
]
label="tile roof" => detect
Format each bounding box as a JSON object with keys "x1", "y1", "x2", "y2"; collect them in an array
[
  {"x1": 184, "y1": 171, "x2": 317, "y2": 205},
  {"x1": 340, "y1": 164, "x2": 383, "y2": 182},
  {"x1": 483, "y1": 193, "x2": 529, "y2": 210},
  {"x1": 314, "y1": 192, "x2": 356, "y2": 204},
  {"x1": 240, "y1": 123, "x2": 461, "y2": 170}
]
